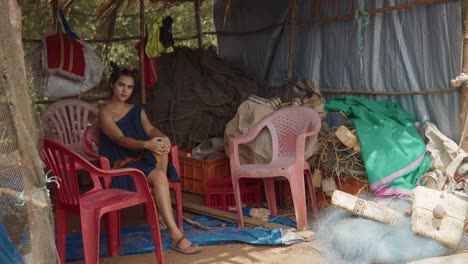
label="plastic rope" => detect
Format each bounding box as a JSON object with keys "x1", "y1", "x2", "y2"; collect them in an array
[
  {"x1": 16, "y1": 191, "x2": 25, "y2": 206},
  {"x1": 32, "y1": 170, "x2": 61, "y2": 199},
  {"x1": 354, "y1": 10, "x2": 369, "y2": 89},
  {"x1": 59, "y1": 9, "x2": 80, "y2": 40}
]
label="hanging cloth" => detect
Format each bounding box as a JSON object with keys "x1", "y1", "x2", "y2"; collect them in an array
[
  {"x1": 145, "y1": 16, "x2": 174, "y2": 58},
  {"x1": 325, "y1": 96, "x2": 431, "y2": 196},
  {"x1": 160, "y1": 16, "x2": 175, "y2": 51},
  {"x1": 42, "y1": 22, "x2": 85, "y2": 81},
  {"x1": 135, "y1": 38, "x2": 158, "y2": 89}
]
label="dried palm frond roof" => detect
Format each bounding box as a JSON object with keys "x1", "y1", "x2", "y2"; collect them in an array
[
  {"x1": 21, "y1": 0, "x2": 204, "y2": 39},
  {"x1": 92, "y1": 0, "x2": 204, "y2": 39}
]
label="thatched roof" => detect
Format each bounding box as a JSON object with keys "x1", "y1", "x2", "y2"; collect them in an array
[{"x1": 21, "y1": 0, "x2": 206, "y2": 39}]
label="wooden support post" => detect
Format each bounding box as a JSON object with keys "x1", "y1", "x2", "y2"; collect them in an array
[
  {"x1": 51, "y1": 0, "x2": 59, "y2": 32},
  {"x1": 194, "y1": 0, "x2": 203, "y2": 49},
  {"x1": 287, "y1": 0, "x2": 297, "y2": 81},
  {"x1": 460, "y1": 1, "x2": 468, "y2": 150},
  {"x1": 139, "y1": 0, "x2": 146, "y2": 104}
]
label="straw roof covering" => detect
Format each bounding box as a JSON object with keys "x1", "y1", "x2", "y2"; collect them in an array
[{"x1": 20, "y1": 0, "x2": 205, "y2": 40}]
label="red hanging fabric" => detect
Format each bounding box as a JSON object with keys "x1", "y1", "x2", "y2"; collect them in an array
[
  {"x1": 43, "y1": 31, "x2": 85, "y2": 81},
  {"x1": 135, "y1": 39, "x2": 158, "y2": 89}
]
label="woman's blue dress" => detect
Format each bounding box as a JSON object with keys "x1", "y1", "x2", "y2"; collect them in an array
[{"x1": 99, "y1": 104, "x2": 179, "y2": 191}]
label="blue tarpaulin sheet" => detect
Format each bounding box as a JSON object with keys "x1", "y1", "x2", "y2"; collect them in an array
[
  {"x1": 65, "y1": 215, "x2": 295, "y2": 262},
  {"x1": 0, "y1": 221, "x2": 24, "y2": 264}
]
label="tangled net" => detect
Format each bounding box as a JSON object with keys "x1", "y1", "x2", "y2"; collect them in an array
[{"x1": 309, "y1": 126, "x2": 367, "y2": 182}]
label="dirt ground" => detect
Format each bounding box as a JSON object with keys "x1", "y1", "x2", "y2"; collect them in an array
[{"x1": 69, "y1": 239, "x2": 328, "y2": 264}]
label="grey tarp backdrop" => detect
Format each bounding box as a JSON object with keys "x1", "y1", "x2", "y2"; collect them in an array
[{"x1": 214, "y1": 0, "x2": 462, "y2": 141}]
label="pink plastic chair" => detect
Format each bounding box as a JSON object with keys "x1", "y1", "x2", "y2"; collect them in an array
[
  {"x1": 82, "y1": 123, "x2": 184, "y2": 231},
  {"x1": 41, "y1": 139, "x2": 164, "y2": 264},
  {"x1": 41, "y1": 99, "x2": 98, "y2": 157},
  {"x1": 229, "y1": 106, "x2": 321, "y2": 231}
]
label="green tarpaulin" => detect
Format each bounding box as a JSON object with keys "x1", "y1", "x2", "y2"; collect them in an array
[{"x1": 325, "y1": 96, "x2": 431, "y2": 196}]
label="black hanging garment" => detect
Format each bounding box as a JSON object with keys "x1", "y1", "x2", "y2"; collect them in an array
[{"x1": 159, "y1": 16, "x2": 175, "y2": 49}]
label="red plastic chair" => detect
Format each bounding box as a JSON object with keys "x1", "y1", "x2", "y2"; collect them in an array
[
  {"x1": 41, "y1": 139, "x2": 164, "y2": 264},
  {"x1": 228, "y1": 106, "x2": 321, "y2": 231},
  {"x1": 82, "y1": 123, "x2": 184, "y2": 230},
  {"x1": 41, "y1": 99, "x2": 98, "y2": 157}
]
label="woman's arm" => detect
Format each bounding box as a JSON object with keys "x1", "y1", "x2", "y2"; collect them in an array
[
  {"x1": 140, "y1": 109, "x2": 166, "y2": 138},
  {"x1": 98, "y1": 106, "x2": 158, "y2": 152},
  {"x1": 140, "y1": 109, "x2": 171, "y2": 155}
]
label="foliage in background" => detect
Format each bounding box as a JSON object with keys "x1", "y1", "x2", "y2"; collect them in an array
[{"x1": 21, "y1": 0, "x2": 217, "y2": 101}]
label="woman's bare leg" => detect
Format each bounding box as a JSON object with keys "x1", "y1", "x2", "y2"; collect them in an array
[{"x1": 147, "y1": 153, "x2": 199, "y2": 251}]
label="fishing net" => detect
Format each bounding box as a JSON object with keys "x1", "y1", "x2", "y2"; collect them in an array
[
  {"x1": 0, "y1": 1, "x2": 58, "y2": 263},
  {"x1": 315, "y1": 196, "x2": 467, "y2": 264}
]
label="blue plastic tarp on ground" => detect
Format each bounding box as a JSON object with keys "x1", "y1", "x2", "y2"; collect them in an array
[{"x1": 65, "y1": 215, "x2": 291, "y2": 262}]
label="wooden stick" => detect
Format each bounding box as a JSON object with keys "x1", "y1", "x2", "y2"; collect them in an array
[
  {"x1": 213, "y1": 0, "x2": 453, "y2": 36},
  {"x1": 321, "y1": 86, "x2": 459, "y2": 95},
  {"x1": 183, "y1": 216, "x2": 226, "y2": 230},
  {"x1": 139, "y1": 0, "x2": 146, "y2": 105},
  {"x1": 0, "y1": 188, "x2": 48, "y2": 209},
  {"x1": 459, "y1": 0, "x2": 468, "y2": 151},
  {"x1": 23, "y1": 36, "x2": 140, "y2": 43},
  {"x1": 194, "y1": 0, "x2": 203, "y2": 49},
  {"x1": 182, "y1": 201, "x2": 296, "y2": 231},
  {"x1": 287, "y1": 0, "x2": 297, "y2": 81}
]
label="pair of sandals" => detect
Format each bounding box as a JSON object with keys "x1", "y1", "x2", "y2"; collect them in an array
[{"x1": 171, "y1": 236, "x2": 202, "y2": 255}]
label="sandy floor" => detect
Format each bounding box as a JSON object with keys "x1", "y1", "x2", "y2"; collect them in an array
[{"x1": 69, "y1": 240, "x2": 328, "y2": 264}]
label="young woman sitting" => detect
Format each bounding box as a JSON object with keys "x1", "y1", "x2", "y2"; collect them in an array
[{"x1": 98, "y1": 62, "x2": 202, "y2": 255}]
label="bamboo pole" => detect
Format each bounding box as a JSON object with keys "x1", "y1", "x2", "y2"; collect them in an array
[
  {"x1": 139, "y1": 0, "x2": 146, "y2": 105},
  {"x1": 194, "y1": 0, "x2": 203, "y2": 49},
  {"x1": 460, "y1": 0, "x2": 468, "y2": 150},
  {"x1": 0, "y1": 188, "x2": 48, "y2": 209},
  {"x1": 287, "y1": 0, "x2": 297, "y2": 81},
  {"x1": 321, "y1": 87, "x2": 459, "y2": 95}
]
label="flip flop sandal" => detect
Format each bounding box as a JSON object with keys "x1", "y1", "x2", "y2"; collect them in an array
[{"x1": 170, "y1": 236, "x2": 202, "y2": 255}]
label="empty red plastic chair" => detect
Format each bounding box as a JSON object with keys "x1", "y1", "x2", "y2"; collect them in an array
[
  {"x1": 82, "y1": 123, "x2": 184, "y2": 230},
  {"x1": 229, "y1": 106, "x2": 321, "y2": 231},
  {"x1": 42, "y1": 139, "x2": 165, "y2": 264},
  {"x1": 41, "y1": 99, "x2": 98, "y2": 157}
]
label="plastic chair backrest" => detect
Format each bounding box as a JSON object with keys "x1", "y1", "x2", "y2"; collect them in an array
[
  {"x1": 82, "y1": 122, "x2": 100, "y2": 160},
  {"x1": 41, "y1": 139, "x2": 103, "y2": 207},
  {"x1": 262, "y1": 107, "x2": 321, "y2": 159},
  {"x1": 41, "y1": 99, "x2": 98, "y2": 150}
]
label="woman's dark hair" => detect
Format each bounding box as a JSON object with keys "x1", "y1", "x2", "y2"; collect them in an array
[{"x1": 109, "y1": 61, "x2": 138, "y2": 86}]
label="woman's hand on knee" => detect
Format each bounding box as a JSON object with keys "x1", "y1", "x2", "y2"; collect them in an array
[{"x1": 150, "y1": 137, "x2": 170, "y2": 155}]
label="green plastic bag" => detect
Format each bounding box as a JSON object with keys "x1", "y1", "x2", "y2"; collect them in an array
[{"x1": 325, "y1": 96, "x2": 431, "y2": 196}]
